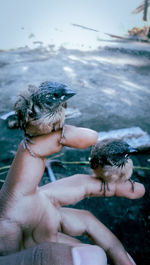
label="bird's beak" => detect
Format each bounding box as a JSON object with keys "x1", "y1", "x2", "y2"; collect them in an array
[
  {"x1": 128, "y1": 146, "x2": 137, "y2": 153},
  {"x1": 61, "y1": 87, "x2": 76, "y2": 102}
]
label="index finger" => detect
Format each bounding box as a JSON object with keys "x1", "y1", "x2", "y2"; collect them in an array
[{"x1": 115, "y1": 181, "x2": 145, "y2": 199}]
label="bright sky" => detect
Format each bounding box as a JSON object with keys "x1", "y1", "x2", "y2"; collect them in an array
[{"x1": 0, "y1": 0, "x2": 149, "y2": 50}]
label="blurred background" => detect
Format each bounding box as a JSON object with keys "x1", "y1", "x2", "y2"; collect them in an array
[
  {"x1": 0, "y1": 1, "x2": 150, "y2": 264},
  {"x1": 0, "y1": 0, "x2": 150, "y2": 50}
]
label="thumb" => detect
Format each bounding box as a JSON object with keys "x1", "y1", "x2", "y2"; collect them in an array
[{"x1": 72, "y1": 245, "x2": 107, "y2": 265}]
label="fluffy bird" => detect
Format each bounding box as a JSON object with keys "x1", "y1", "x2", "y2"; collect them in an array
[
  {"x1": 90, "y1": 139, "x2": 136, "y2": 195},
  {"x1": 14, "y1": 81, "x2": 75, "y2": 155}
]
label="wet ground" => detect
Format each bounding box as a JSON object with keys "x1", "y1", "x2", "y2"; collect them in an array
[{"x1": 0, "y1": 41, "x2": 150, "y2": 264}]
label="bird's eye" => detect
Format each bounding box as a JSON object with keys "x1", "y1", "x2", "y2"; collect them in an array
[
  {"x1": 33, "y1": 105, "x2": 41, "y2": 114},
  {"x1": 53, "y1": 93, "x2": 59, "y2": 98},
  {"x1": 28, "y1": 110, "x2": 34, "y2": 118}
]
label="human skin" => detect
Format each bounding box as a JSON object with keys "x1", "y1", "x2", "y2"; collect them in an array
[
  {"x1": 0, "y1": 125, "x2": 145, "y2": 264},
  {"x1": 0, "y1": 242, "x2": 108, "y2": 265}
]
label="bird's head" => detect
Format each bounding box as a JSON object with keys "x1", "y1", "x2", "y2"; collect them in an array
[
  {"x1": 32, "y1": 81, "x2": 76, "y2": 112},
  {"x1": 105, "y1": 140, "x2": 137, "y2": 167},
  {"x1": 90, "y1": 139, "x2": 137, "y2": 169},
  {"x1": 14, "y1": 81, "x2": 76, "y2": 131}
]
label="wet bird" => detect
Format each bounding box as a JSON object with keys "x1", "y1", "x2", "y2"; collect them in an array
[
  {"x1": 90, "y1": 139, "x2": 136, "y2": 195},
  {"x1": 14, "y1": 81, "x2": 76, "y2": 155}
]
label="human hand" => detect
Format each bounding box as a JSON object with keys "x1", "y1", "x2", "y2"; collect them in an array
[
  {"x1": 0, "y1": 125, "x2": 143, "y2": 265},
  {"x1": 0, "y1": 125, "x2": 99, "y2": 256}
]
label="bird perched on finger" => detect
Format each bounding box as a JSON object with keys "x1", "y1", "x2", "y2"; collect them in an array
[
  {"x1": 89, "y1": 139, "x2": 136, "y2": 196},
  {"x1": 14, "y1": 81, "x2": 76, "y2": 155}
]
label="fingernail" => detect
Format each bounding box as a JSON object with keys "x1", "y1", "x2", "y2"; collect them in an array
[{"x1": 72, "y1": 246, "x2": 107, "y2": 265}]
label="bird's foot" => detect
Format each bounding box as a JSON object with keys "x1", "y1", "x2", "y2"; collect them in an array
[
  {"x1": 59, "y1": 125, "x2": 66, "y2": 145},
  {"x1": 100, "y1": 180, "x2": 110, "y2": 196},
  {"x1": 128, "y1": 178, "x2": 135, "y2": 192},
  {"x1": 22, "y1": 135, "x2": 36, "y2": 157}
]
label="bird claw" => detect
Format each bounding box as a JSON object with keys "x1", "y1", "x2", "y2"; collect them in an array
[
  {"x1": 59, "y1": 125, "x2": 66, "y2": 145},
  {"x1": 22, "y1": 135, "x2": 36, "y2": 157},
  {"x1": 100, "y1": 180, "x2": 110, "y2": 196},
  {"x1": 128, "y1": 179, "x2": 135, "y2": 192}
]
